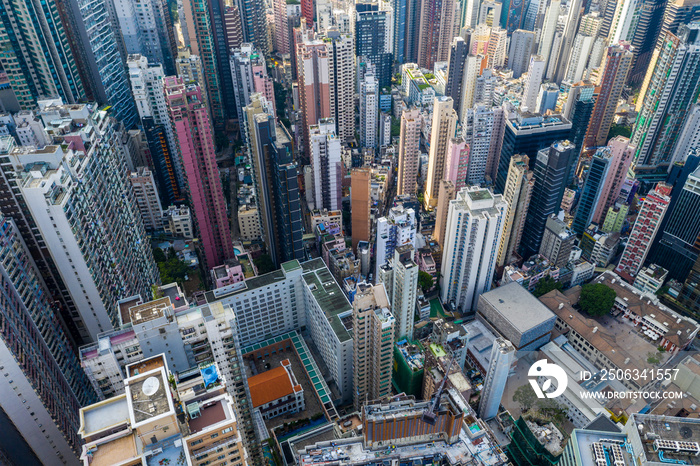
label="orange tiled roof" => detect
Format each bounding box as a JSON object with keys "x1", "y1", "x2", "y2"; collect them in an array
[{"x1": 248, "y1": 366, "x2": 293, "y2": 407}]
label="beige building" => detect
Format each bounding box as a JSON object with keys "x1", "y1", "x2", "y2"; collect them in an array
[
  {"x1": 433, "y1": 180, "x2": 456, "y2": 249},
  {"x1": 78, "y1": 354, "x2": 248, "y2": 466},
  {"x1": 353, "y1": 283, "x2": 395, "y2": 410},
  {"x1": 130, "y1": 167, "x2": 163, "y2": 232},
  {"x1": 238, "y1": 205, "x2": 261, "y2": 240},
  {"x1": 397, "y1": 108, "x2": 422, "y2": 196},
  {"x1": 351, "y1": 168, "x2": 372, "y2": 251},
  {"x1": 497, "y1": 154, "x2": 534, "y2": 267},
  {"x1": 163, "y1": 205, "x2": 194, "y2": 238},
  {"x1": 424, "y1": 97, "x2": 457, "y2": 208}
]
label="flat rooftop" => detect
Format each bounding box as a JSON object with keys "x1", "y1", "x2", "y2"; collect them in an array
[
  {"x1": 88, "y1": 433, "x2": 138, "y2": 466},
  {"x1": 569, "y1": 430, "x2": 631, "y2": 466},
  {"x1": 630, "y1": 413, "x2": 700, "y2": 464},
  {"x1": 127, "y1": 354, "x2": 166, "y2": 377},
  {"x1": 479, "y1": 282, "x2": 556, "y2": 332},
  {"x1": 301, "y1": 259, "x2": 353, "y2": 341},
  {"x1": 127, "y1": 369, "x2": 172, "y2": 424},
  {"x1": 187, "y1": 399, "x2": 232, "y2": 434},
  {"x1": 80, "y1": 395, "x2": 130, "y2": 438},
  {"x1": 128, "y1": 297, "x2": 172, "y2": 325}
]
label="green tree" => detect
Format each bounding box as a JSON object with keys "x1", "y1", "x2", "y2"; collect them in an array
[
  {"x1": 390, "y1": 117, "x2": 400, "y2": 137},
  {"x1": 254, "y1": 254, "x2": 275, "y2": 274},
  {"x1": 607, "y1": 124, "x2": 632, "y2": 141},
  {"x1": 533, "y1": 276, "x2": 563, "y2": 297},
  {"x1": 579, "y1": 283, "x2": 617, "y2": 316},
  {"x1": 513, "y1": 384, "x2": 538, "y2": 412},
  {"x1": 153, "y1": 247, "x2": 167, "y2": 263},
  {"x1": 418, "y1": 271, "x2": 434, "y2": 292}
]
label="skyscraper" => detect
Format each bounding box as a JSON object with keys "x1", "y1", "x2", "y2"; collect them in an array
[
  {"x1": 632, "y1": 24, "x2": 700, "y2": 175},
  {"x1": 397, "y1": 108, "x2": 422, "y2": 196},
  {"x1": 583, "y1": 42, "x2": 634, "y2": 150},
  {"x1": 616, "y1": 183, "x2": 673, "y2": 278},
  {"x1": 0, "y1": 213, "x2": 97, "y2": 464},
  {"x1": 417, "y1": 0, "x2": 456, "y2": 69},
  {"x1": 359, "y1": 70, "x2": 379, "y2": 148},
  {"x1": 497, "y1": 154, "x2": 534, "y2": 267},
  {"x1": 445, "y1": 36, "x2": 470, "y2": 110},
  {"x1": 238, "y1": 0, "x2": 268, "y2": 52},
  {"x1": 425, "y1": 97, "x2": 458, "y2": 208},
  {"x1": 0, "y1": 0, "x2": 85, "y2": 108},
  {"x1": 273, "y1": 0, "x2": 291, "y2": 54},
  {"x1": 327, "y1": 31, "x2": 355, "y2": 144},
  {"x1": 508, "y1": 29, "x2": 535, "y2": 78},
  {"x1": 486, "y1": 27, "x2": 508, "y2": 68},
  {"x1": 393, "y1": 0, "x2": 407, "y2": 62},
  {"x1": 444, "y1": 137, "x2": 470, "y2": 188},
  {"x1": 572, "y1": 147, "x2": 614, "y2": 234},
  {"x1": 164, "y1": 77, "x2": 234, "y2": 270},
  {"x1": 351, "y1": 168, "x2": 372, "y2": 251},
  {"x1": 539, "y1": 214, "x2": 576, "y2": 268},
  {"x1": 376, "y1": 206, "x2": 417, "y2": 278},
  {"x1": 479, "y1": 338, "x2": 515, "y2": 420},
  {"x1": 434, "y1": 180, "x2": 457, "y2": 249},
  {"x1": 440, "y1": 186, "x2": 507, "y2": 313},
  {"x1": 520, "y1": 141, "x2": 577, "y2": 259},
  {"x1": 62, "y1": 0, "x2": 138, "y2": 128},
  {"x1": 230, "y1": 44, "x2": 276, "y2": 141},
  {"x1": 462, "y1": 105, "x2": 506, "y2": 185},
  {"x1": 181, "y1": 0, "x2": 226, "y2": 126},
  {"x1": 590, "y1": 137, "x2": 635, "y2": 224},
  {"x1": 661, "y1": 0, "x2": 700, "y2": 38},
  {"x1": 562, "y1": 81, "x2": 596, "y2": 182},
  {"x1": 522, "y1": 55, "x2": 546, "y2": 111},
  {"x1": 391, "y1": 245, "x2": 419, "y2": 340},
  {"x1": 626, "y1": 0, "x2": 668, "y2": 86},
  {"x1": 353, "y1": 282, "x2": 395, "y2": 410},
  {"x1": 296, "y1": 39, "x2": 331, "y2": 153},
  {"x1": 309, "y1": 119, "x2": 342, "y2": 211},
  {"x1": 356, "y1": 2, "x2": 394, "y2": 87}
]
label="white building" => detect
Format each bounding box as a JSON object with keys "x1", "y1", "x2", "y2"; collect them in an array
[
  {"x1": 375, "y1": 206, "x2": 417, "y2": 278},
  {"x1": 163, "y1": 205, "x2": 193, "y2": 238},
  {"x1": 440, "y1": 187, "x2": 506, "y2": 314},
  {"x1": 633, "y1": 264, "x2": 669, "y2": 295},
  {"x1": 461, "y1": 105, "x2": 505, "y2": 184},
  {"x1": 129, "y1": 167, "x2": 163, "y2": 231},
  {"x1": 478, "y1": 338, "x2": 515, "y2": 420},
  {"x1": 360, "y1": 72, "x2": 379, "y2": 149},
  {"x1": 391, "y1": 245, "x2": 419, "y2": 340},
  {"x1": 14, "y1": 110, "x2": 51, "y2": 147},
  {"x1": 379, "y1": 112, "x2": 392, "y2": 147},
  {"x1": 309, "y1": 118, "x2": 343, "y2": 211},
  {"x1": 522, "y1": 55, "x2": 546, "y2": 112}
]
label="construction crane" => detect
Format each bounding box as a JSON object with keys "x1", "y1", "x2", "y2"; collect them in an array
[{"x1": 421, "y1": 356, "x2": 455, "y2": 426}]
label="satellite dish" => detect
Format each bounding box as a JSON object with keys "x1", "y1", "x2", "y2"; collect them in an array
[{"x1": 142, "y1": 376, "x2": 160, "y2": 396}]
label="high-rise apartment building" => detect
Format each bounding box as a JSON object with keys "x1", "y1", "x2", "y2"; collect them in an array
[
  {"x1": 661, "y1": 0, "x2": 700, "y2": 39},
  {"x1": 616, "y1": 183, "x2": 673, "y2": 278},
  {"x1": 671, "y1": 104, "x2": 700, "y2": 164},
  {"x1": 359, "y1": 71, "x2": 379, "y2": 148},
  {"x1": 583, "y1": 42, "x2": 634, "y2": 150},
  {"x1": 520, "y1": 141, "x2": 577, "y2": 259},
  {"x1": 112, "y1": 0, "x2": 177, "y2": 74},
  {"x1": 7, "y1": 106, "x2": 159, "y2": 340},
  {"x1": 539, "y1": 214, "x2": 576, "y2": 268},
  {"x1": 478, "y1": 338, "x2": 515, "y2": 420},
  {"x1": 562, "y1": 81, "x2": 595, "y2": 182},
  {"x1": 391, "y1": 245, "x2": 419, "y2": 340},
  {"x1": 486, "y1": 28, "x2": 508, "y2": 68},
  {"x1": 572, "y1": 148, "x2": 614, "y2": 234},
  {"x1": 353, "y1": 283, "x2": 395, "y2": 410},
  {"x1": 497, "y1": 154, "x2": 534, "y2": 267},
  {"x1": 458, "y1": 54, "x2": 481, "y2": 119},
  {"x1": 0, "y1": 0, "x2": 85, "y2": 108},
  {"x1": 181, "y1": 0, "x2": 226, "y2": 126},
  {"x1": 245, "y1": 94, "x2": 305, "y2": 266},
  {"x1": 444, "y1": 137, "x2": 470, "y2": 188},
  {"x1": 356, "y1": 2, "x2": 394, "y2": 87},
  {"x1": 327, "y1": 31, "x2": 355, "y2": 144},
  {"x1": 632, "y1": 25, "x2": 700, "y2": 174},
  {"x1": 496, "y1": 110, "x2": 572, "y2": 193},
  {"x1": 224, "y1": 5, "x2": 245, "y2": 50},
  {"x1": 565, "y1": 34, "x2": 595, "y2": 83},
  {"x1": 62, "y1": 0, "x2": 138, "y2": 128},
  {"x1": 130, "y1": 167, "x2": 164, "y2": 232},
  {"x1": 440, "y1": 187, "x2": 507, "y2": 313},
  {"x1": 230, "y1": 44, "x2": 276, "y2": 141},
  {"x1": 296, "y1": 39, "x2": 331, "y2": 151},
  {"x1": 273, "y1": 0, "x2": 291, "y2": 54},
  {"x1": 397, "y1": 108, "x2": 422, "y2": 195},
  {"x1": 425, "y1": 97, "x2": 458, "y2": 207},
  {"x1": 417, "y1": 0, "x2": 456, "y2": 69},
  {"x1": 309, "y1": 119, "x2": 342, "y2": 211},
  {"x1": 463, "y1": 105, "x2": 506, "y2": 185},
  {"x1": 376, "y1": 206, "x2": 417, "y2": 278},
  {"x1": 351, "y1": 167, "x2": 372, "y2": 251},
  {"x1": 590, "y1": 137, "x2": 635, "y2": 224},
  {"x1": 434, "y1": 180, "x2": 457, "y2": 250},
  {"x1": 0, "y1": 213, "x2": 97, "y2": 464},
  {"x1": 164, "y1": 77, "x2": 234, "y2": 270},
  {"x1": 522, "y1": 55, "x2": 546, "y2": 111},
  {"x1": 445, "y1": 36, "x2": 470, "y2": 110},
  {"x1": 508, "y1": 29, "x2": 535, "y2": 78}
]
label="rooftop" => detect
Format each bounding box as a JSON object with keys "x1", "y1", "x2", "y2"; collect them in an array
[
  {"x1": 568, "y1": 429, "x2": 631, "y2": 466},
  {"x1": 248, "y1": 365, "x2": 295, "y2": 408},
  {"x1": 87, "y1": 433, "x2": 138, "y2": 466},
  {"x1": 128, "y1": 297, "x2": 171, "y2": 325},
  {"x1": 187, "y1": 399, "x2": 231, "y2": 434},
  {"x1": 302, "y1": 259, "x2": 353, "y2": 341},
  {"x1": 479, "y1": 282, "x2": 556, "y2": 332},
  {"x1": 80, "y1": 395, "x2": 130, "y2": 438},
  {"x1": 126, "y1": 369, "x2": 173, "y2": 425},
  {"x1": 629, "y1": 413, "x2": 700, "y2": 464}
]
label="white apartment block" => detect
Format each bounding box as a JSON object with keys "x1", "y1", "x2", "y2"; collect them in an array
[
  {"x1": 127, "y1": 55, "x2": 174, "y2": 145},
  {"x1": 391, "y1": 245, "x2": 419, "y2": 340},
  {"x1": 397, "y1": 108, "x2": 421, "y2": 195},
  {"x1": 238, "y1": 205, "x2": 261, "y2": 240},
  {"x1": 375, "y1": 206, "x2": 417, "y2": 278},
  {"x1": 130, "y1": 167, "x2": 163, "y2": 231},
  {"x1": 425, "y1": 97, "x2": 457, "y2": 208},
  {"x1": 309, "y1": 118, "x2": 343, "y2": 211},
  {"x1": 440, "y1": 187, "x2": 507, "y2": 314},
  {"x1": 462, "y1": 105, "x2": 505, "y2": 184},
  {"x1": 14, "y1": 110, "x2": 51, "y2": 147},
  {"x1": 522, "y1": 55, "x2": 546, "y2": 112},
  {"x1": 360, "y1": 72, "x2": 379, "y2": 149}
]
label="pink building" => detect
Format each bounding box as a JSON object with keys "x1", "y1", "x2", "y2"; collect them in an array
[
  {"x1": 444, "y1": 138, "x2": 470, "y2": 191},
  {"x1": 591, "y1": 136, "x2": 635, "y2": 224},
  {"x1": 296, "y1": 40, "x2": 331, "y2": 154},
  {"x1": 615, "y1": 183, "x2": 672, "y2": 279},
  {"x1": 211, "y1": 262, "x2": 245, "y2": 289},
  {"x1": 252, "y1": 52, "x2": 276, "y2": 115},
  {"x1": 273, "y1": 0, "x2": 290, "y2": 54},
  {"x1": 164, "y1": 76, "x2": 234, "y2": 270}
]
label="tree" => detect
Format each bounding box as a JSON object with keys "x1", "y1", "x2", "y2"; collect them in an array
[
  {"x1": 418, "y1": 271, "x2": 434, "y2": 292},
  {"x1": 254, "y1": 254, "x2": 275, "y2": 274},
  {"x1": 390, "y1": 117, "x2": 400, "y2": 137},
  {"x1": 513, "y1": 384, "x2": 538, "y2": 412},
  {"x1": 579, "y1": 283, "x2": 616, "y2": 316},
  {"x1": 153, "y1": 247, "x2": 167, "y2": 263},
  {"x1": 533, "y1": 276, "x2": 563, "y2": 297}
]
